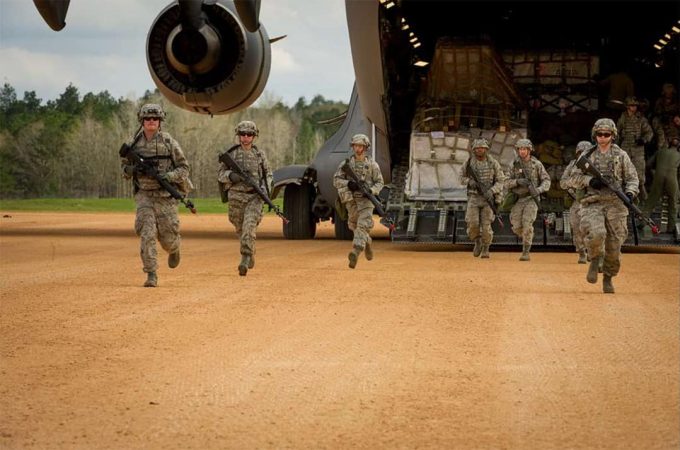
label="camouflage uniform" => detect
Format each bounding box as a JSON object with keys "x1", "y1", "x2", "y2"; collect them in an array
[
  {"x1": 560, "y1": 141, "x2": 593, "y2": 263},
  {"x1": 505, "y1": 139, "x2": 551, "y2": 260},
  {"x1": 333, "y1": 148, "x2": 384, "y2": 265},
  {"x1": 568, "y1": 119, "x2": 639, "y2": 293},
  {"x1": 461, "y1": 139, "x2": 506, "y2": 258},
  {"x1": 121, "y1": 104, "x2": 192, "y2": 287},
  {"x1": 617, "y1": 97, "x2": 653, "y2": 196},
  {"x1": 218, "y1": 144, "x2": 272, "y2": 270}
]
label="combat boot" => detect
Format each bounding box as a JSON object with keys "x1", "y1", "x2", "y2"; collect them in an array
[
  {"x1": 168, "y1": 249, "x2": 180, "y2": 268},
  {"x1": 248, "y1": 255, "x2": 255, "y2": 269},
  {"x1": 365, "y1": 242, "x2": 374, "y2": 261},
  {"x1": 480, "y1": 244, "x2": 490, "y2": 259},
  {"x1": 348, "y1": 246, "x2": 362, "y2": 269},
  {"x1": 519, "y1": 243, "x2": 531, "y2": 261},
  {"x1": 577, "y1": 249, "x2": 588, "y2": 264},
  {"x1": 586, "y1": 258, "x2": 599, "y2": 284},
  {"x1": 603, "y1": 275, "x2": 615, "y2": 294},
  {"x1": 144, "y1": 271, "x2": 157, "y2": 288},
  {"x1": 473, "y1": 238, "x2": 482, "y2": 257},
  {"x1": 238, "y1": 255, "x2": 251, "y2": 276}
]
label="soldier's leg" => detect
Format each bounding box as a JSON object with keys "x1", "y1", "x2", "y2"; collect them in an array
[
  {"x1": 156, "y1": 197, "x2": 181, "y2": 268},
  {"x1": 352, "y1": 199, "x2": 374, "y2": 250},
  {"x1": 666, "y1": 177, "x2": 679, "y2": 231},
  {"x1": 570, "y1": 204, "x2": 587, "y2": 262},
  {"x1": 134, "y1": 194, "x2": 158, "y2": 276},
  {"x1": 479, "y1": 204, "x2": 494, "y2": 258},
  {"x1": 520, "y1": 201, "x2": 538, "y2": 261},
  {"x1": 632, "y1": 149, "x2": 647, "y2": 199},
  {"x1": 601, "y1": 203, "x2": 629, "y2": 293},
  {"x1": 238, "y1": 197, "x2": 264, "y2": 275},
  {"x1": 580, "y1": 203, "x2": 606, "y2": 283},
  {"x1": 465, "y1": 200, "x2": 482, "y2": 256},
  {"x1": 346, "y1": 201, "x2": 358, "y2": 232},
  {"x1": 509, "y1": 201, "x2": 524, "y2": 239}
]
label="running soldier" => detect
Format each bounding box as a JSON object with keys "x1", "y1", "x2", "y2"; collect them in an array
[
  {"x1": 560, "y1": 141, "x2": 593, "y2": 264},
  {"x1": 505, "y1": 138, "x2": 551, "y2": 261},
  {"x1": 121, "y1": 103, "x2": 193, "y2": 287},
  {"x1": 217, "y1": 121, "x2": 273, "y2": 276},
  {"x1": 333, "y1": 133, "x2": 384, "y2": 269},
  {"x1": 566, "y1": 118, "x2": 639, "y2": 294},
  {"x1": 617, "y1": 96, "x2": 653, "y2": 199},
  {"x1": 461, "y1": 138, "x2": 506, "y2": 258}
]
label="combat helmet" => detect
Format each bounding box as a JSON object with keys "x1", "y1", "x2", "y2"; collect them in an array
[
  {"x1": 471, "y1": 138, "x2": 490, "y2": 150},
  {"x1": 514, "y1": 138, "x2": 533, "y2": 152},
  {"x1": 575, "y1": 140, "x2": 592, "y2": 154},
  {"x1": 138, "y1": 103, "x2": 165, "y2": 122},
  {"x1": 591, "y1": 118, "x2": 618, "y2": 139},
  {"x1": 350, "y1": 133, "x2": 370, "y2": 148},
  {"x1": 235, "y1": 120, "x2": 259, "y2": 136},
  {"x1": 624, "y1": 96, "x2": 639, "y2": 106}
]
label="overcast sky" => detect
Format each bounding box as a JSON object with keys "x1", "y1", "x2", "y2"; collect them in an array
[{"x1": 0, "y1": 0, "x2": 355, "y2": 106}]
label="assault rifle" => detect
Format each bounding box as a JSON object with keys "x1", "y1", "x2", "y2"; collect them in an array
[
  {"x1": 575, "y1": 150, "x2": 659, "y2": 234},
  {"x1": 341, "y1": 159, "x2": 395, "y2": 231},
  {"x1": 218, "y1": 150, "x2": 289, "y2": 224},
  {"x1": 119, "y1": 127, "x2": 196, "y2": 214},
  {"x1": 465, "y1": 162, "x2": 504, "y2": 228}
]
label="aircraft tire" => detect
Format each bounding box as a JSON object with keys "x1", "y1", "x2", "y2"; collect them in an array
[{"x1": 283, "y1": 183, "x2": 317, "y2": 239}]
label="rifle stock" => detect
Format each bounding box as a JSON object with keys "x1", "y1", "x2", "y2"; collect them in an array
[
  {"x1": 218, "y1": 150, "x2": 289, "y2": 224},
  {"x1": 119, "y1": 131, "x2": 196, "y2": 214},
  {"x1": 341, "y1": 160, "x2": 395, "y2": 231},
  {"x1": 575, "y1": 151, "x2": 659, "y2": 234}
]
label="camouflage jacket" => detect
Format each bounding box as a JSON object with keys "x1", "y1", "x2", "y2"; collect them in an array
[
  {"x1": 217, "y1": 144, "x2": 273, "y2": 194},
  {"x1": 121, "y1": 130, "x2": 192, "y2": 195},
  {"x1": 617, "y1": 111, "x2": 653, "y2": 149},
  {"x1": 333, "y1": 155, "x2": 384, "y2": 204},
  {"x1": 505, "y1": 156, "x2": 551, "y2": 196},
  {"x1": 461, "y1": 154, "x2": 506, "y2": 196},
  {"x1": 567, "y1": 144, "x2": 639, "y2": 200}
]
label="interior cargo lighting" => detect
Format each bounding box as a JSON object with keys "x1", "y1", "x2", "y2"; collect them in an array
[
  {"x1": 665, "y1": 34, "x2": 671, "y2": 39},
  {"x1": 413, "y1": 42, "x2": 421, "y2": 48},
  {"x1": 401, "y1": 24, "x2": 410, "y2": 30},
  {"x1": 672, "y1": 26, "x2": 680, "y2": 33},
  {"x1": 413, "y1": 60, "x2": 429, "y2": 67},
  {"x1": 654, "y1": 44, "x2": 663, "y2": 50},
  {"x1": 384, "y1": 1, "x2": 395, "y2": 9},
  {"x1": 410, "y1": 37, "x2": 418, "y2": 43},
  {"x1": 658, "y1": 38, "x2": 668, "y2": 45},
  {"x1": 409, "y1": 31, "x2": 414, "y2": 37}
]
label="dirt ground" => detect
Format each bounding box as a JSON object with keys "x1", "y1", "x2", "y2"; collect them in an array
[{"x1": 1, "y1": 212, "x2": 678, "y2": 449}]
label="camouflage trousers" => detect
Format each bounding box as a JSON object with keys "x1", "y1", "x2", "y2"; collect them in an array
[
  {"x1": 346, "y1": 196, "x2": 374, "y2": 249},
  {"x1": 509, "y1": 196, "x2": 537, "y2": 244},
  {"x1": 465, "y1": 194, "x2": 495, "y2": 244},
  {"x1": 625, "y1": 146, "x2": 646, "y2": 194},
  {"x1": 228, "y1": 190, "x2": 264, "y2": 256},
  {"x1": 568, "y1": 201, "x2": 586, "y2": 253},
  {"x1": 134, "y1": 191, "x2": 180, "y2": 273},
  {"x1": 579, "y1": 198, "x2": 628, "y2": 277},
  {"x1": 644, "y1": 173, "x2": 678, "y2": 231}
]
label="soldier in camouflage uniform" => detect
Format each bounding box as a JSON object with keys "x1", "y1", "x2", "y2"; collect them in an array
[
  {"x1": 617, "y1": 96, "x2": 653, "y2": 199},
  {"x1": 461, "y1": 138, "x2": 506, "y2": 258},
  {"x1": 333, "y1": 134, "x2": 384, "y2": 269},
  {"x1": 218, "y1": 121, "x2": 273, "y2": 276},
  {"x1": 566, "y1": 118, "x2": 639, "y2": 294},
  {"x1": 121, "y1": 103, "x2": 192, "y2": 287},
  {"x1": 642, "y1": 135, "x2": 680, "y2": 233},
  {"x1": 560, "y1": 141, "x2": 593, "y2": 264},
  {"x1": 505, "y1": 138, "x2": 551, "y2": 261}
]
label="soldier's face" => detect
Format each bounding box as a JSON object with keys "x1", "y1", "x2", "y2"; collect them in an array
[
  {"x1": 143, "y1": 117, "x2": 160, "y2": 132},
  {"x1": 517, "y1": 147, "x2": 531, "y2": 160},
  {"x1": 473, "y1": 147, "x2": 487, "y2": 158},
  {"x1": 352, "y1": 144, "x2": 366, "y2": 156}
]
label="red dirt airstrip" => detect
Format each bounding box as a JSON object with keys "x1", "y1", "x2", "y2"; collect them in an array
[{"x1": 1, "y1": 212, "x2": 678, "y2": 449}]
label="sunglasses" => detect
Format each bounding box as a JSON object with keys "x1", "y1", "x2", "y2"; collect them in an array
[
  {"x1": 596, "y1": 132, "x2": 612, "y2": 138},
  {"x1": 143, "y1": 117, "x2": 160, "y2": 122},
  {"x1": 239, "y1": 132, "x2": 255, "y2": 137}
]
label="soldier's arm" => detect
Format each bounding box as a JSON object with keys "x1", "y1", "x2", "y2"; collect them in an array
[
  {"x1": 537, "y1": 162, "x2": 551, "y2": 193},
  {"x1": 460, "y1": 159, "x2": 471, "y2": 186},
  {"x1": 369, "y1": 161, "x2": 385, "y2": 195},
  {"x1": 490, "y1": 159, "x2": 506, "y2": 194},
  {"x1": 217, "y1": 161, "x2": 232, "y2": 185},
  {"x1": 621, "y1": 152, "x2": 640, "y2": 196},
  {"x1": 641, "y1": 118, "x2": 654, "y2": 143},
  {"x1": 333, "y1": 161, "x2": 350, "y2": 191},
  {"x1": 260, "y1": 149, "x2": 274, "y2": 190},
  {"x1": 167, "y1": 136, "x2": 190, "y2": 182}
]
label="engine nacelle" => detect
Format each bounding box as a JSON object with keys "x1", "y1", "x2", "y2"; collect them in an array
[{"x1": 147, "y1": 0, "x2": 270, "y2": 115}]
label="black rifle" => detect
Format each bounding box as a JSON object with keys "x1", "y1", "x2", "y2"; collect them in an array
[
  {"x1": 465, "y1": 161, "x2": 504, "y2": 228},
  {"x1": 341, "y1": 159, "x2": 395, "y2": 231},
  {"x1": 119, "y1": 127, "x2": 196, "y2": 214},
  {"x1": 518, "y1": 160, "x2": 549, "y2": 226},
  {"x1": 218, "y1": 150, "x2": 289, "y2": 224},
  {"x1": 576, "y1": 150, "x2": 659, "y2": 234}
]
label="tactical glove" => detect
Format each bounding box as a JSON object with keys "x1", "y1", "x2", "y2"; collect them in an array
[
  {"x1": 516, "y1": 178, "x2": 530, "y2": 187},
  {"x1": 635, "y1": 138, "x2": 646, "y2": 146},
  {"x1": 484, "y1": 191, "x2": 496, "y2": 204},
  {"x1": 229, "y1": 172, "x2": 243, "y2": 183},
  {"x1": 123, "y1": 165, "x2": 136, "y2": 177},
  {"x1": 589, "y1": 177, "x2": 604, "y2": 190},
  {"x1": 347, "y1": 180, "x2": 360, "y2": 192},
  {"x1": 529, "y1": 185, "x2": 539, "y2": 198},
  {"x1": 161, "y1": 171, "x2": 176, "y2": 183},
  {"x1": 625, "y1": 192, "x2": 635, "y2": 202}
]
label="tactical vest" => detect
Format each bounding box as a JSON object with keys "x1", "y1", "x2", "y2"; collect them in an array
[
  {"x1": 468, "y1": 157, "x2": 497, "y2": 193},
  {"x1": 590, "y1": 148, "x2": 625, "y2": 195},
  {"x1": 133, "y1": 131, "x2": 176, "y2": 192},
  {"x1": 229, "y1": 145, "x2": 267, "y2": 193}
]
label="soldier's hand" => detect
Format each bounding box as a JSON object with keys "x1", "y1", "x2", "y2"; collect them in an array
[
  {"x1": 588, "y1": 177, "x2": 604, "y2": 190},
  {"x1": 123, "y1": 165, "x2": 135, "y2": 177},
  {"x1": 229, "y1": 172, "x2": 243, "y2": 183},
  {"x1": 161, "y1": 171, "x2": 176, "y2": 183},
  {"x1": 347, "y1": 180, "x2": 360, "y2": 192},
  {"x1": 625, "y1": 191, "x2": 635, "y2": 202},
  {"x1": 635, "y1": 138, "x2": 646, "y2": 146},
  {"x1": 468, "y1": 180, "x2": 478, "y2": 190},
  {"x1": 484, "y1": 191, "x2": 495, "y2": 204},
  {"x1": 529, "y1": 185, "x2": 539, "y2": 198},
  {"x1": 516, "y1": 178, "x2": 530, "y2": 187}
]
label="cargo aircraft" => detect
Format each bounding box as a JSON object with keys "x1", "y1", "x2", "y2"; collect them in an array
[{"x1": 33, "y1": 0, "x2": 680, "y2": 246}]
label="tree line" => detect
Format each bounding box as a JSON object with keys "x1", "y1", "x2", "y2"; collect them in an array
[{"x1": 0, "y1": 83, "x2": 347, "y2": 199}]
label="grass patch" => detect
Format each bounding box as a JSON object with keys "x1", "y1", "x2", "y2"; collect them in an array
[{"x1": 0, "y1": 197, "x2": 284, "y2": 215}]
